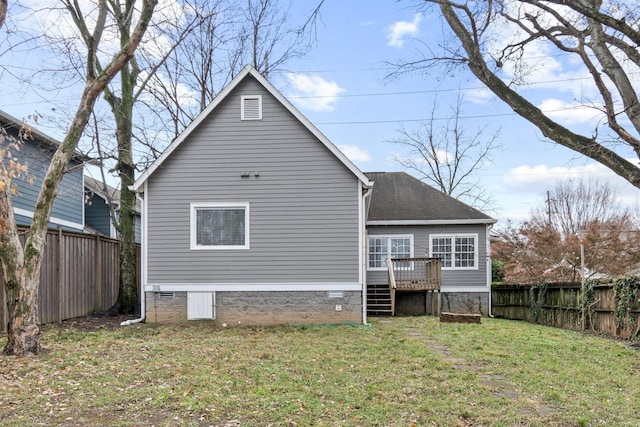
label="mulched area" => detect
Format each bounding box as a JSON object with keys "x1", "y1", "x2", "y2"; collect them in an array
[{"x1": 56, "y1": 314, "x2": 141, "y2": 332}]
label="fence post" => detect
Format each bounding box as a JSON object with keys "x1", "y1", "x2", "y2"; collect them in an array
[
  {"x1": 57, "y1": 226, "x2": 63, "y2": 324},
  {"x1": 94, "y1": 233, "x2": 102, "y2": 311}
]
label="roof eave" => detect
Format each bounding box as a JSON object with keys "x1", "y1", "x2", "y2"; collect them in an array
[
  {"x1": 367, "y1": 219, "x2": 498, "y2": 226},
  {"x1": 0, "y1": 110, "x2": 92, "y2": 164}
]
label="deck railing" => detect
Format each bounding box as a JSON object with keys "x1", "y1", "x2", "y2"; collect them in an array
[{"x1": 387, "y1": 257, "x2": 442, "y2": 316}]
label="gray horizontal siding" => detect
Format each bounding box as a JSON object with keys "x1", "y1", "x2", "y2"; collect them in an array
[
  {"x1": 146, "y1": 77, "x2": 360, "y2": 284},
  {"x1": 11, "y1": 140, "x2": 84, "y2": 229},
  {"x1": 367, "y1": 224, "x2": 489, "y2": 290}
]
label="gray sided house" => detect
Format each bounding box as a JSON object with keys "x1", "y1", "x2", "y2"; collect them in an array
[
  {"x1": 1, "y1": 110, "x2": 86, "y2": 232},
  {"x1": 132, "y1": 66, "x2": 373, "y2": 325},
  {"x1": 365, "y1": 172, "x2": 496, "y2": 315}
]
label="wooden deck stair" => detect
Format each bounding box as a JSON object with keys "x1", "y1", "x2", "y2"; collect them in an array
[
  {"x1": 367, "y1": 258, "x2": 442, "y2": 317},
  {"x1": 366, "y1": 283, "x2": 393, "y2": 316}
]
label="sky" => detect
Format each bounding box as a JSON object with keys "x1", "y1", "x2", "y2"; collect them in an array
[{"x1": 2, "y1": 0, "x2": 639, "y2": 227}]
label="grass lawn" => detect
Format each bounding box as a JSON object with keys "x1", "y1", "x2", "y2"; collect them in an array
[{"x1": 1, "y1": 316, "x2": 639, "y2": 426}]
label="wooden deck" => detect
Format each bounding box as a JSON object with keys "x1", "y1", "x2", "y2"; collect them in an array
[{"x1": 387, "y1": 257, "x2": 442, "y2": 316}]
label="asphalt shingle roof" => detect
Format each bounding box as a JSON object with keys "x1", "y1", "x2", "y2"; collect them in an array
[{"x1": 365, "y1": 172, "x2": 495, "y2": 223}]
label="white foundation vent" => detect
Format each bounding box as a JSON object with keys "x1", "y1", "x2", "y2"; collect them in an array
[{"x1": 187, "y1": 292, "x2": 215, "y2": 320}]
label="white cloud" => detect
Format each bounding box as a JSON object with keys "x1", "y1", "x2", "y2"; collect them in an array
[
  {"x1": 387, "y1": 13, "x2": 422, "y2": 48},
  {"x1": 538, "y1": 99, "x2": 605, "y2": 125},
  {"x1": 428, "y1": 149, "x2": 452, "y2": 165},
  {"x1": 338, "y1": 145, "x2": 371, "y2": 162},
  {"x1": 502, "y1": 160, "x2": 640, "y2": 202},
  {"x1": 465, "y1": 87, "x2": 495, "y2": 105},
  {"x1": 286, "y1": 73, "x2": 346, "y2": 112},
  {"x1": 495, "y1": 160, "x2": 640, "y2": 223}
]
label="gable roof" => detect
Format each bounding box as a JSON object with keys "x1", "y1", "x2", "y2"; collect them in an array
[
  {"x1": 132, "y1": 65, "x2": 372, "y2": 191},
  {"x1": 365, "y1": 172, "x2": 496, "y2": 225}
]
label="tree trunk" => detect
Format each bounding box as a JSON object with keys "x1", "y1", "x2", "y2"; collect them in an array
[
  {"x1": 118, "y1": 164, "x2": 137, "y2": 314},
  {"x1": 4, "y1": 274, "x2": 41, "y2": 356},
  {"x1": 107, "y1": 3, "x2": 139, "y2": 315},
  {"x1": 1, "y1": 186, "x2": 41, "y2": 356},
  {"x1": 1, "y1": 0, "x2": 158, "y2": 356},
  {"x1": 2, "y1": 108, "x2": 88, "y2": 356},
  {"x1": 106, "y1": 80, "x2": 139, "y2": 314}
]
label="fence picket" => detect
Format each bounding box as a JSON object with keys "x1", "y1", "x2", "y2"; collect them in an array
[{"x1": 1, "y1": 227, "x2": 139, "y2": 332}]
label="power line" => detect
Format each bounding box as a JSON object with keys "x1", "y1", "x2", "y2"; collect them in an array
[{"x1": 316, "y1": 104, "x2": 600, "y2": 125}]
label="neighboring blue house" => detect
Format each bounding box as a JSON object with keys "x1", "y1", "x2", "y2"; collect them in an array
[
  {"x1": 132, "y1": 65, "x2": 497, "y2": 326},
  {"x1": 1, "y1": 110, "x2": 86, "y2": 232},
  {"x1": 85, "y1": 175, "x2": 141, "y2": 243}
]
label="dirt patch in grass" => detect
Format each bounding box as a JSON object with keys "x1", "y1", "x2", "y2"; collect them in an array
[{"x1": 56, "y1": 314, "x2": 140, "y2": 332}]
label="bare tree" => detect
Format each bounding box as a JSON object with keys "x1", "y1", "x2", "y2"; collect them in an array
[
  {"x1": 0, "y1": 0, "x2": 157, "y2": 356},
  {"x1": 536, "y1": 178, "x2": 630, "y2": 235},
  {"x1": 393, "y1": 1, "x2": 640, "y2": 189},
  {"x1": 390, "y1": 94, "x2": 500, "y2": 210},
  {"x1": 494, "y1": 178, "x2": 640, "y2": 283},
  {"x1": 145, "y1": 0, "x2": 325, "y2": 140},
  {"x1": 240, "y1": 0, "x2": 319, "y2": 79},
  {"x1": 141, "y1": 0, "x2": 231, "y2": 137},
  {"x1": 55, "y1": 0, "x2": 217, "y2": 315}
]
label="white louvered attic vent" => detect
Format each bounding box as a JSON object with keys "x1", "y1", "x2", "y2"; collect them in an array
[{"x1": 241, "y1": 95, "x2": 262, "y2": 120}]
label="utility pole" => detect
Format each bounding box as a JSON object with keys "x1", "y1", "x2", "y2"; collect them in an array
[{"x1": 546, "y1": 190, "x2": 553, "y2": 224}]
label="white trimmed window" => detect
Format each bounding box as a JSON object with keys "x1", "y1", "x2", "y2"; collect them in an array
[
  {"x1": 190, "y1": 203, "x2": 250, "y2": 250},
  {"x1": 368, "y1": 235, "x2": 413, "y2": 270},
  {"x1": 430, "y1": 234, "x2": 478, "y2": 270},
  {"x1": 241, "y1": 95, "x2": 262, "y2": 120}
]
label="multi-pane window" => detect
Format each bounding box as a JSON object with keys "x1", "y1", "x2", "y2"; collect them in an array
[
  {"x1": 430, "y1": 234, "x2": 477, "y2": 269},
  {"x1": 190, "y1": 203, "x2": 250, "y2": 249},
  {"x1": 368, "y1": 235, "x2": 413, "y2": 270}
]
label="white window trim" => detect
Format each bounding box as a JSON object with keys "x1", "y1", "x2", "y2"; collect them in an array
[
  {"x1": 429, "y1": 233, "x2": 478, "y2": 271},
  {"x1": 241, "y1": 95, "x2": 262, "y2": 120},
  {"x1": 190, "y1": 202, "x2": 250, "y2": 250},
  {"x1": 367, "y1": 234, "x2": 414, "y2": 271}
]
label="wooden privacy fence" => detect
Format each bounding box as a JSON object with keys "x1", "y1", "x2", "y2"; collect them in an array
[
  {"x1": 1, "y1": 228, "x2": 137, "y2": 332},
  {"x1": 492, "y1": 279, "x2": 640, "y2": 340}
]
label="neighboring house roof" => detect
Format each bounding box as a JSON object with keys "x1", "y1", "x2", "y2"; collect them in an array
[
  {"x1": 132, "y1": 65, "x2": 373, "y2": 191},
  {"x1": 365, "y1": 171, "x2": 496, "y2": 225},
  {"x1": 0, "y1": 109, "x2": 89, "y2": 163},
  {"x1": 84, "y1": 175, "x2": 141, "y2": 213}
]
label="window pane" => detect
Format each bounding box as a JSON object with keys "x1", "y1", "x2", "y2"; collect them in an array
[
  {"x1": 390, "y1": 238, "x2": 411, "y2": 258},
  {"x1": 390, "y1": 238, "x2": 411, "y2": 268},
  {"x1": 432, "y1": 237, "x2": 452, "y2": 268},
  {"x1": 368, "y1": 237, "x2": 388, "y2": 268},
  {"x1": 455, "y1": 237, "x2": 475, "y2": 267},
  {"x1": 196, "y1": 208, "x2": 245, "y2": 246}
]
